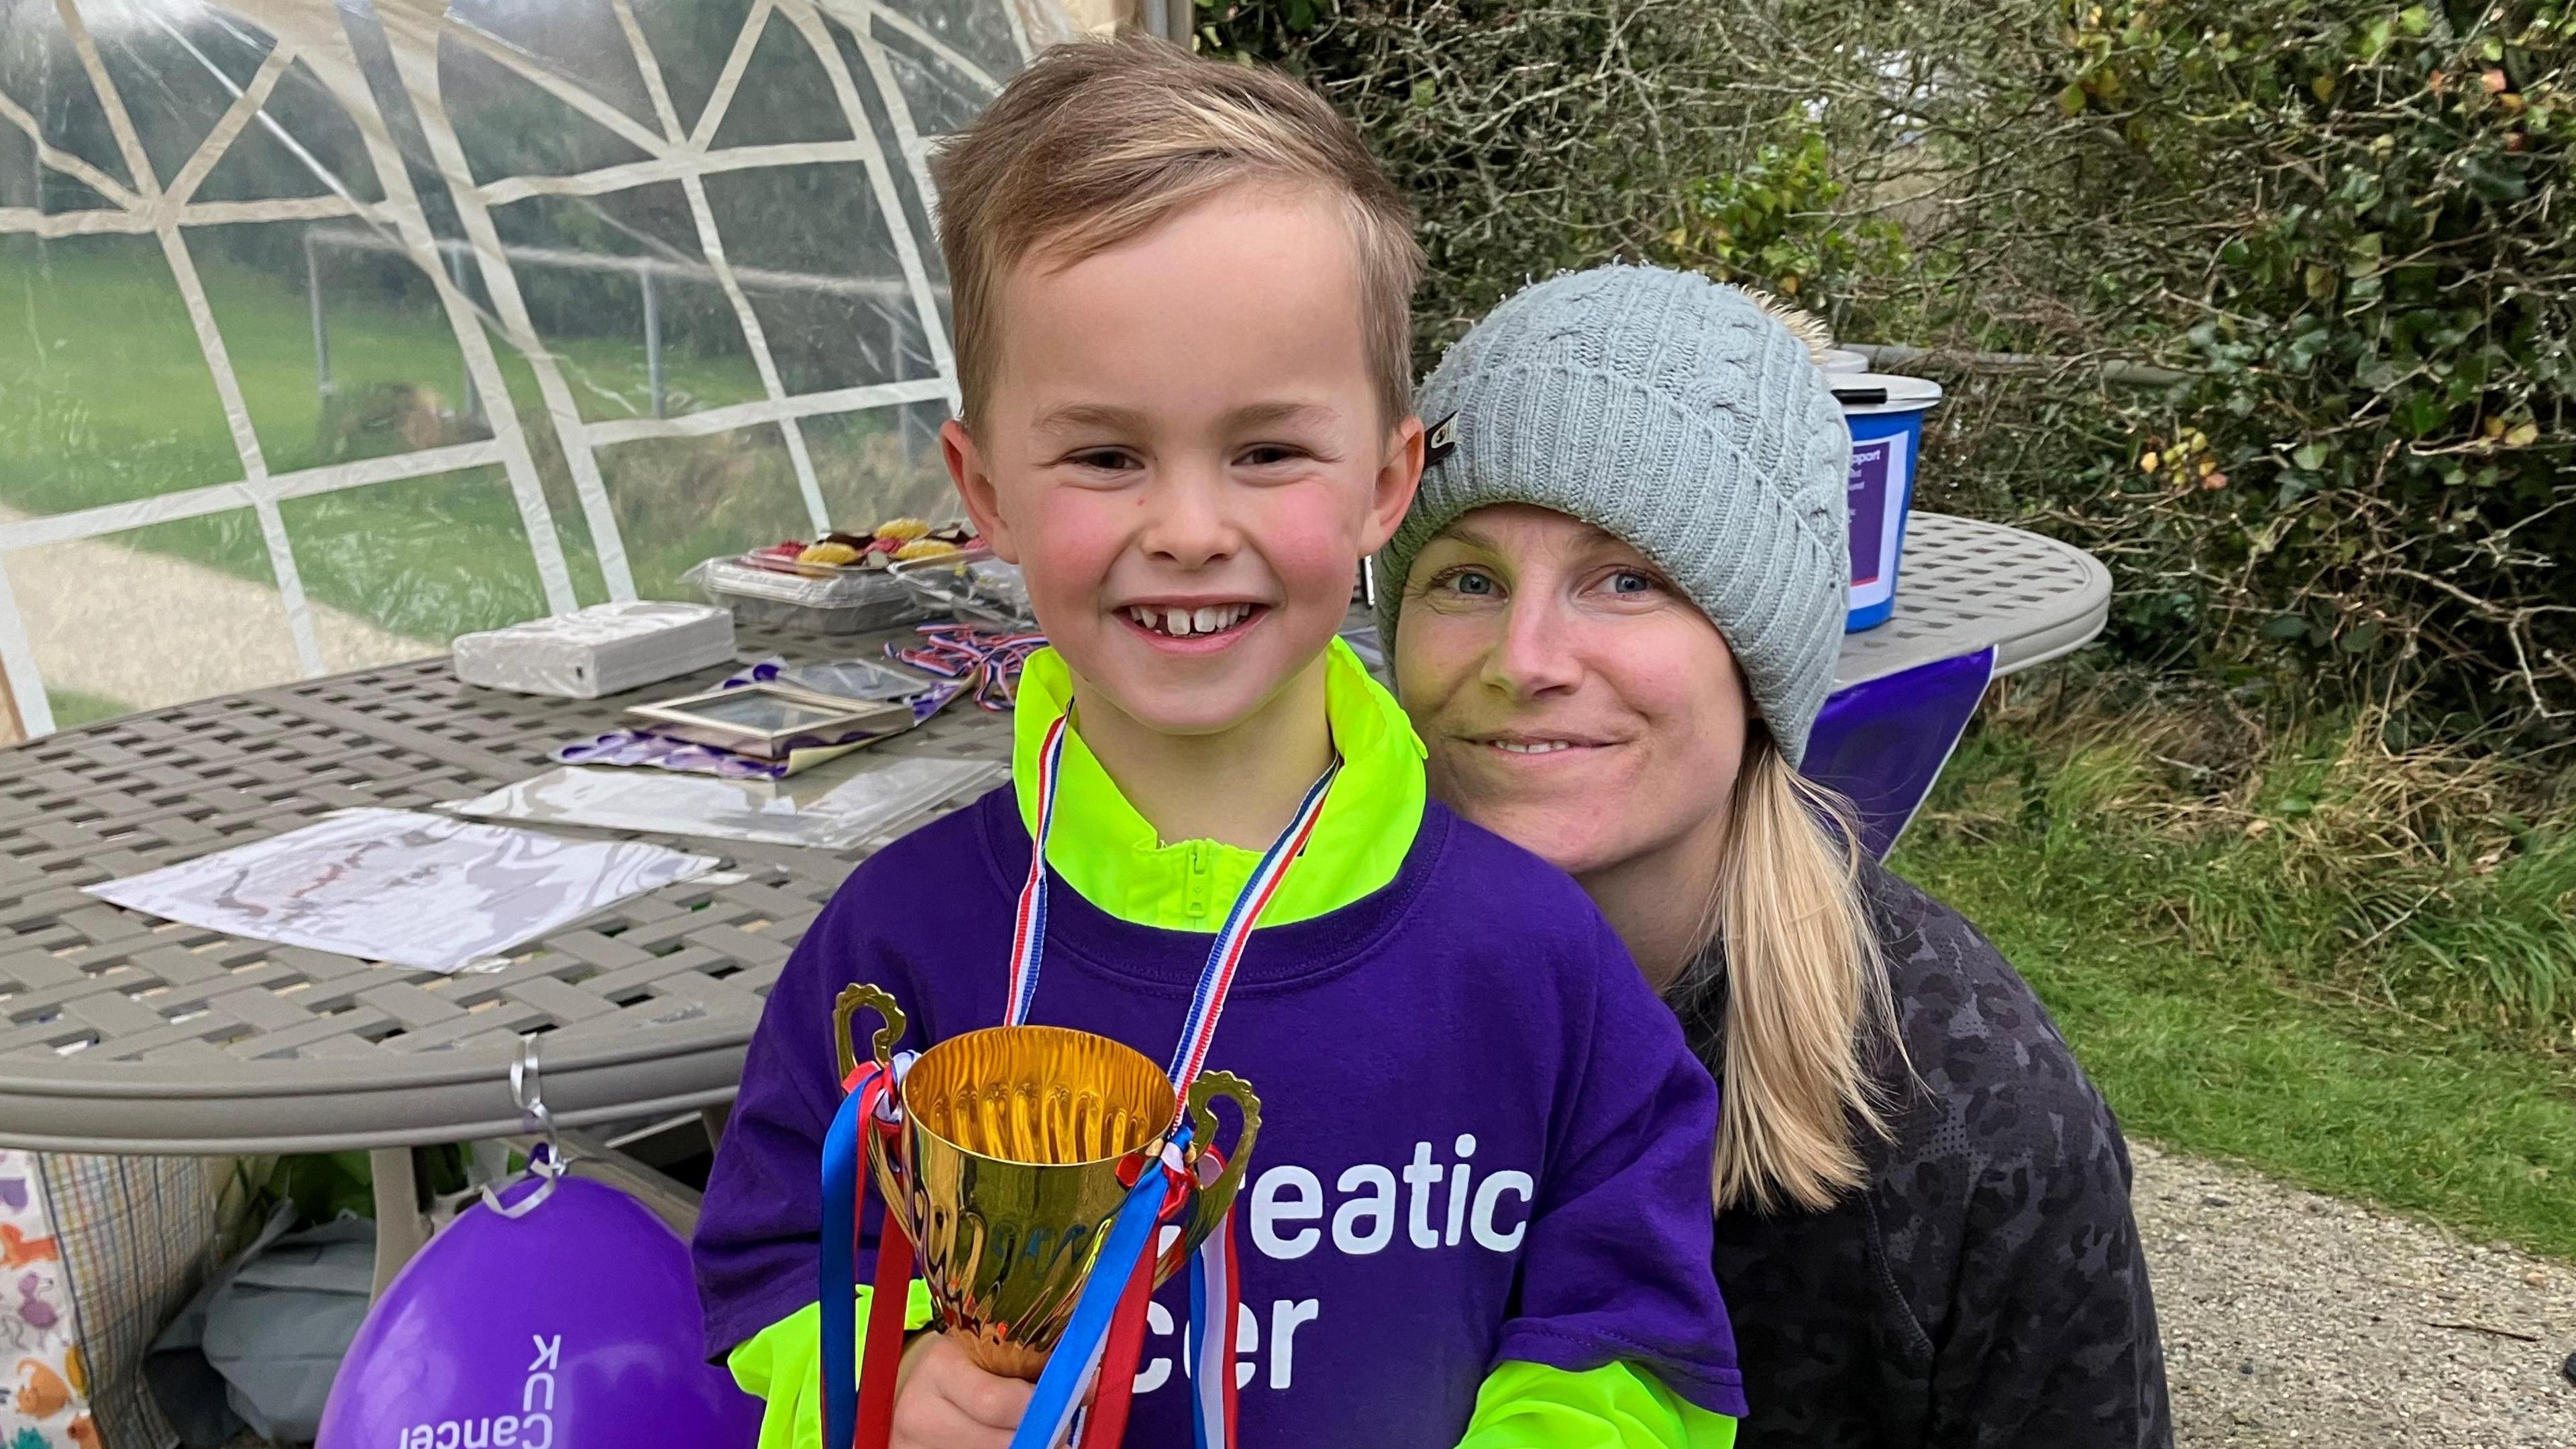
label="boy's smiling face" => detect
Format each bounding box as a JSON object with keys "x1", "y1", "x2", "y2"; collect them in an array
[{"x1": 943, "y1": 184, "x2": 1420, "y2": 739}]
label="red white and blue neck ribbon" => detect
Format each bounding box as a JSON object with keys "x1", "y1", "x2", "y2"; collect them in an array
[
  {"x1": 1006, "y1": 713, "x2": 1340, "y2": 1083},
  {"x1": 999, "y1": 708, "x2": 1338, "y2": 1449},
  {"x1": 1003, "y1": 714, "x2": 1073, "y2": 1028}
]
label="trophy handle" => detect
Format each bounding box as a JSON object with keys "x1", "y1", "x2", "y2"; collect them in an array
[
  {"x1": 1157, "y1": 1071, "x2": 1262, "y2": 1281},
  {"x1": 867, "y1": 1131, "x2": 918, "y2": 1249},
  {"x1": 832, "y1": 983, "x2": 906, "y2": 1083},
  {"x1": 830, "y1": 984, "x2": 917, "y2": 1247}
]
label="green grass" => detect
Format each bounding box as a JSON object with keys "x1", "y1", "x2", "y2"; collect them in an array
[
  {"x1": 1892, "y1": 700, "x2": 2576, "y2": 1260},
  {"x1": 0, "y1": 238, "x2": 945, "y2": 643},
  {"x1": 44, "y1": 689, "x2": 133, "y2": 729}
]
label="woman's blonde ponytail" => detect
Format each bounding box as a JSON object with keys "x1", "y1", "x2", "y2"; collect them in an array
[{"x1": 1678, "y1": 734, "x2": 1898, "y2": 1214}]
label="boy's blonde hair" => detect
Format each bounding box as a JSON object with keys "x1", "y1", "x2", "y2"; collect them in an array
[{"x1": 930, "y1": 36, "x2": 1421, "y2": 429}]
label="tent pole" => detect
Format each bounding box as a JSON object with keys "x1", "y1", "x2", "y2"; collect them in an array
[
  {"x1": 1138, "y1": 0, "x2": 1191, "y2": 42},
  {"x1": 643, "y1": 266, "x2": 664, "y2": 419},
  {"x1": 308, "y1": 233, "x2": 332, "y2": 398},
  {"x1": 0, "y1": 659, "x2": 24, "y2": 747}
]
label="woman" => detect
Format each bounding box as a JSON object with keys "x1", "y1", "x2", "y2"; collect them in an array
[{"x1": 1375, "y1": 265, "x2": 2172, "y2": 1447}]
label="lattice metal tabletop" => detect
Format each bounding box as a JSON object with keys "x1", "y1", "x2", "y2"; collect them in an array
[
  {"x1": 1835, "y1": 513, "x2": 2110, "y2": 688},
  {"x1": 0, "y1": 625, "x2": 1012, "y2": 1159},
  {"x1": 0, "y1": 513, "x2": 2103, "y2": 1164}
]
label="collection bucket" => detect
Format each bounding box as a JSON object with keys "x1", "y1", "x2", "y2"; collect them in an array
[{"x1": 1837, "y1": 372, "x2": 1944, "y2": 631}]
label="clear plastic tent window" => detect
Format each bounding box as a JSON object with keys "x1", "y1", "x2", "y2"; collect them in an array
[{"x1": 0, "y1": 0, "x2": 1081, "y2": 737}]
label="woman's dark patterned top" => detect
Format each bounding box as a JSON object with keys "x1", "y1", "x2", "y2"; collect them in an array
[{"x1": 1676, "y1": 863, "x2": 2174, "y2": 1448}]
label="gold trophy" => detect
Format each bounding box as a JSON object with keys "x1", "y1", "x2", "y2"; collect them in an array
[{"x1": 835, "y1": 984, "x2": 1261, "y2": 1379}]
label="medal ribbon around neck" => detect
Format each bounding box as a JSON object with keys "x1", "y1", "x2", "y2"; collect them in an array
[
  {"x1": 998, "y1": 708, "x2": 1337, "y2": 1449},
  {"x1": 1007, "y1": 711, "x2": 1341, "y2": 1085}
]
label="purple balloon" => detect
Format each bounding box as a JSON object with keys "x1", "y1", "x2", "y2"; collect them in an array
[{"x1": 319, "y1": 1176, "x2": 759, "y2": 1449}]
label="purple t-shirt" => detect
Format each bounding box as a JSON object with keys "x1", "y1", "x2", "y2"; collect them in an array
[{"x1": 694, "y1": 789, "x2": 1745, "y2": 1441}]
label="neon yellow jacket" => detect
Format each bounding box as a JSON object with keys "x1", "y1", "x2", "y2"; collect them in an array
[{"x1": 727, "y1": 642, "x2": 1738, "y2": 1449}]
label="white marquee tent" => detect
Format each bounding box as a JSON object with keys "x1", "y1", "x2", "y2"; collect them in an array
[{"x1": 0, "y1": 0, "x2": 1114, "y2": 738}]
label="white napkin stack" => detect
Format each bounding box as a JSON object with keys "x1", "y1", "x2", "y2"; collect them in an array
[{"x1": 452, "y1": 602, "x2": 737, "y2": 698}]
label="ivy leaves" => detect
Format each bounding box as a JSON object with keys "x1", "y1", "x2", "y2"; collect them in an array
[{"x1": 1656, "y1": 117, "x2": 1907, "y2": 301}]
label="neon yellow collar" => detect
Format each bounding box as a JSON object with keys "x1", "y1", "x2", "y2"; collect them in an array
[{"x1": 1011, "y1": 638, "x2": 1426, "y2": 931}]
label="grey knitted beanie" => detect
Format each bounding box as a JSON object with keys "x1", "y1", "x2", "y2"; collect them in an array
[{"x1": 1374, "y1": 264, "x2": 1850, "y2": 764}]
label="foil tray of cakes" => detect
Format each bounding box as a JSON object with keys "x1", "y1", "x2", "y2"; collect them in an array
[{"x1": 686, "y1": 519, "x2": 995, "y2": 635}]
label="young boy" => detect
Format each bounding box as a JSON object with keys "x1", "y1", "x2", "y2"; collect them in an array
[{"x1": 692, "y1": 38, "x2": 1744, "y2": 1449}]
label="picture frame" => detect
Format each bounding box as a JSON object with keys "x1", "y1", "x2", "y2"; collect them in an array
[{"x1": 627, "y1": 682, "x2": 914, "y2": 759}]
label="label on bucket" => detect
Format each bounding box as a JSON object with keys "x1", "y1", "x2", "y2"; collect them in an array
[{"x1": 1847, "y1": 431, "x2": 1910, "y2": 610}]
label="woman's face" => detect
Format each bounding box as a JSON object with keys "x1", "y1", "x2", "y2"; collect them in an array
[{"x1": 1393, "y1": 504, "x2": 1752, "y2": 881}]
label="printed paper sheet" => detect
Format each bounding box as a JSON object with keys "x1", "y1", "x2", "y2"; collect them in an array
[{"x1": 85, "y1": 809, "x2": 716, "y2": 974}]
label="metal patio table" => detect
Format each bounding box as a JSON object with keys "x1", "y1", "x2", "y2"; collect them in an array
[{"x1": 0, "y1": 512, "x2": 2104, "y2": 1287}]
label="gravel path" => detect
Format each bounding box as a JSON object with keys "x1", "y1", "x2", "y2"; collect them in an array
[
  {"x1": 1, "y1": 506, "x2": 432, "y2": 716},
  {"x1": 2135, "y1": 1142, "x2": 2576, "y2": 1447}
]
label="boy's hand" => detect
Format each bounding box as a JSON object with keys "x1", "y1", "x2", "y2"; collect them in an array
[{"x1": 892, "y1": 1332, "x2": 1034, "y2": 1449}]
